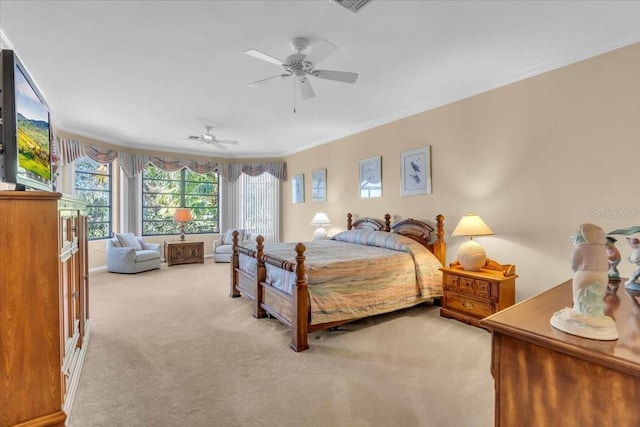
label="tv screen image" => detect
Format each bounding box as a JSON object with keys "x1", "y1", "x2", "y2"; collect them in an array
[
  {"x1": 15, "y1": 64, "x2": 51, "y2": 183},
  {"x1": 0, "y1": 49, "x2": 53, "y2": 191}
]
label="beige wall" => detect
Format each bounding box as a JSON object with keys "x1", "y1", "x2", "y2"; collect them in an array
[{"x1": 283, "y1": 42, "x2": 640, "y2": 301}]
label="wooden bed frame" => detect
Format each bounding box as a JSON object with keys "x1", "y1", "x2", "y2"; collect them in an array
[{"x1": 229, "y1": 213, "x2": 446, "y2": 352}]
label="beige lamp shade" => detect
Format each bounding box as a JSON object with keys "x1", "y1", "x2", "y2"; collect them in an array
[
  {"x1": 310, "y1": 212, "x2": 331, "y2": 241},
  {"x1": 173, "y1": 208, "x2": 192, "y2": 223},
  {"x1": 173, "y1": 208, "x2": 192, "y2": 241},
  {"x1": 452, "y1": 214, "x2": 494, "y2": 271},
  {"x1": 451, "y1": 214, "x2": 494, "y2": 237}
]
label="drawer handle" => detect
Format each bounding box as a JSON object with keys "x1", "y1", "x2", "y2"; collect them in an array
[{"x1": 462, "y1": 300, "x2": 474, "y2": 310}]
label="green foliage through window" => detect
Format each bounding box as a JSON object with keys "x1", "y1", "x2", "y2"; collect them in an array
[
  {"x1": 74, "y1": 157, "x2": 112, "y2": 240},
  {"x1": 142, "y1": 165, "x2": 219, "y2": 236}
]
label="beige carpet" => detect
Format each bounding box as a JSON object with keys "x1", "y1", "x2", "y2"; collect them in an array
[{"x1": 68, "y1": 260, "x2": 494, "y2": 427}]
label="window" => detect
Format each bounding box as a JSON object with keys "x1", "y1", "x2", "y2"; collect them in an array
[
  {"x1": 142, "y1": 165, "x2": 219, "y2": 236},
  {"x1": 239, "y1": 172, "x2": 279, "y2": 243},
  {"x1": 74, "y1": 157, "x2": 112, "y2": 240}
]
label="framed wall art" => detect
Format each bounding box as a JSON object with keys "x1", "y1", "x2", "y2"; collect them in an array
[
  {"x1": 292, "y1": 173, "x2": 305, "y2": 204},
  {"x1": 311, "y1": 168, "x2": 327, "y2": 202},
  {"x1": 400, "y1": 146, "x2": 431, "y2": 196},
  {"x1": 359, "y1": 156, "x2": 382, "y2": 198}
]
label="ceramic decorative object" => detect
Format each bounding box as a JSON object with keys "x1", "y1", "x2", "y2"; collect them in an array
[
  {"x1": 608, "y1": 226, "x2": 640, "y2": 290},
  {"x1": 605, "y1": 236, "x2": 622, "y2": 280},
  {"x1": 550, "y1": 224, "x2": 618, "y2": 341}
]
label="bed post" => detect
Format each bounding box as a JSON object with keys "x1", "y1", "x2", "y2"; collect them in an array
[
  {"x1": 291, "y1": 243, "x2": 309, "y2": 352},
  {"x1": 383, "y1": 214, "x2": 391, "y2": 232},
  {"x1": 230, "y1": 230, "x2": 241, "y2": 298},
  {"x1": 433, "y1": 214, "x2": 446, "y2": 266},
  {"x1": 254, "y1": 235, "x2": 267, "y2": 318},
  {"x1": 347, "y1": 213, "x2": 353, "y2": 230}
]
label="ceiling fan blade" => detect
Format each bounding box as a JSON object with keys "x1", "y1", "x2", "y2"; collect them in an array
[
  {"x1": 298, "y1": 78, "x2": 315, "y2": 100},
  {"x1": 211, "y1": 142, "x2": 228, "y2": 149},
  {"x1": 215, "y1": 140, "x2": 239, "y2": 145},
  {"x1": 248, "y1": 74, "x2": 289, "y2": 87},
  {"x1": 313, "y1": 70, "x2": 359, "y2": 84},
  {"x1": 304, "y1": 39, "x2": 337, "y2": 65},
  {"x1": 244, "y1": 49, "x2": 284, "y2": 67}
]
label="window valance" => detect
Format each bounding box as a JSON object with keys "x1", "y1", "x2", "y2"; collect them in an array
[{"x1": 55, "y1": 137, "x2": 286, "y2": 181}]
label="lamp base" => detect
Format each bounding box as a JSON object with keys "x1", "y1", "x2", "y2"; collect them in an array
[
  {"x1": 179, "y1": 223, "x2": 186, "y2": 241},
  {"x1": 456, "y1": 240, "x2": 487, "y2": 271},
  {"x1": 313, "y1": 227, "x2": 328, "y2": 241}
]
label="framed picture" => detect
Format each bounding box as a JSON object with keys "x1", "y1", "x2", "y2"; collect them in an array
[
  {"x1": 292, "y1": 173, "x2": 304, "y2": 204},
  {"x1": 311, "y1": 168, "x2": 327, "y2": 202},
  {"x1": 359, "y1": 156, "x2": 382, "y2": 198},
  {"x1": 400, "y1": 146, "x2": 431, "y2": 196}
]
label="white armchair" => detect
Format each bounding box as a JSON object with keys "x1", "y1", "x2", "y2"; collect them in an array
[
  {"x1": 214, "y1": 229, "x2": 251, "y2": 263},
  {"x1": 107, "y1": 233, "x2": 162, "y2": 273}
]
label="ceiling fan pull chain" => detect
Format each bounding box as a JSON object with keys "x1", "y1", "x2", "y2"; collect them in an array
[{"x1": 293, "y1": 77, "x2": 296, "y2": 114}]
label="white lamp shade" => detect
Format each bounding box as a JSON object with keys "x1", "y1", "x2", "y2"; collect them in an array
[
  {"x1": 310, "y1": 212, "x2": 331, "y2": 226},
  {"x1": 451, "y1": 214, "x2": 493, "y2": 237}
]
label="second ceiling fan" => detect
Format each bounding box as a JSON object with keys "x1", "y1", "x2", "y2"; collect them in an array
[{"x1": 244, "y1": 37, "x2": 359, "y2": 100}]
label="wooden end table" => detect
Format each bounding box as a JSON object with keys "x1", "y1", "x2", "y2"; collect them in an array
[{"x1": 164, "y1": 240, "x2": 204, "y2": 266}]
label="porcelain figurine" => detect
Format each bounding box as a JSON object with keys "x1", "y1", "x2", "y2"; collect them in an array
[
  {"x1": 550, "y1": 223, "x2": 618, "y2": 340},
  {"x1": 625, "y1": 237, "x2": 640, "y2": 290},
  {"x1": 606, "y1": 236, "x2": 621, "y2": 280}
]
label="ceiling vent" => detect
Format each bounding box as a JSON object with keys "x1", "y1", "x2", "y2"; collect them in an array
[{"x1": 329, "y1": 0, "x2": 370, "y2": 13}]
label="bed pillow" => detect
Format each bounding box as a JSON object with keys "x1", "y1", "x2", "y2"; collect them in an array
[
  {"x1": 330, "y1": 229, "x2": 407, "y2": 252},
  {"x1": 115, "y1": 232, "x2": 143, "y2": 250},
  {"x1": 224, "y1": 229, "x2": 245, "y2": 244}
]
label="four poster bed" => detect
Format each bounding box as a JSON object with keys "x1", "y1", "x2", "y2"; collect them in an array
[{"x1": 229, "y1": 213, "x2": 446, "y2": 352}]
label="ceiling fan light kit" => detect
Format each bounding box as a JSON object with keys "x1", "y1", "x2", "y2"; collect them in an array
[{"x1": 244, "y1": 37, "x2": 359, "y2": 103}]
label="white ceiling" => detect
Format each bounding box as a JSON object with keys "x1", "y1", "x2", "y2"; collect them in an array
[{"x1": 1, "y1": 1, "x2": 639, "y2": 158}]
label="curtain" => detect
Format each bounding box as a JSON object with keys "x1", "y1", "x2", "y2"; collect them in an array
[
  {"x1": 238, "y1": 172, "x2": 280, "y2": 243},
  {"x1": 56, "y1": 137, "x2": 286, "y2": 181}
]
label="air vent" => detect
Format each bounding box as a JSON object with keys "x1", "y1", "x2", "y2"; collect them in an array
[{"x1": 330, "y1": 0, "x2": 370, "y2": 13}]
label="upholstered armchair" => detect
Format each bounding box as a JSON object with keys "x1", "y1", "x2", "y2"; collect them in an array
[
  {"x1": 106, "y1": 233, "x2": 162, "y2": 273},
  {"x1": 214, "y1": 229, "x2": 251, "y2": 263}
]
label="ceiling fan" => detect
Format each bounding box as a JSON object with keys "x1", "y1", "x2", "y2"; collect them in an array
[
  {"x1": 244, "y1": 37, "x2": 359, "y2": 100},
  {"x1": 187, "y1": 126, "x2": 239, "y2": 149}
]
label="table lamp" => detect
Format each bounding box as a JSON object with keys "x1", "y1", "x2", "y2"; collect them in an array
[
  {"x1": 451, "y1": 213, "x2": 494, "y2": 271},
  {"x1": 310, "y1": 212, "x2": 332, "y2": 241},
  {"x1": 173, "y1": 208, "x2": 192, "y2": 241}
]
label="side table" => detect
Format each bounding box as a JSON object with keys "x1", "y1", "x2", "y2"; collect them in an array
[{"x1": 164, "y1": 240, "x2": 204, "y2": 266}]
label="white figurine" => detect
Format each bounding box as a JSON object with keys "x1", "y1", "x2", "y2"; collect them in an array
[
  {"x1": 625, "y1": 237, "x2": 640, "y2": 289},
  {"x1": 550, "y1": 223, "x2": 618, "y2": 340}
]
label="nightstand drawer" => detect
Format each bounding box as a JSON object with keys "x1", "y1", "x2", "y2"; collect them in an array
[
  {"x1": 446, "y1": 293, "x2": 493, "y2": 318},
  {"x1": 458, "y1": 277, "x2": 475, "y2": 294},
  {"x1": 475, "y1": 279, "x2": 492, "y2": 298},
  {"x1": 445, "y1": 274, "x2": 459, "y2": 289}
]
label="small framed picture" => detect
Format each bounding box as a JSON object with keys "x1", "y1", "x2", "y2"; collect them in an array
[
  {"x1": 311, "y1": 169, "x2": 327, "y2": 202},
  {"x1": 359, "y1": 156, "x2": 382, "y2": 198},
  {"x1": 292, "y1": 173, "x2": 304, "y2": 204},
  {"x1": 400, "y1": 146, "x2": 431, "y2": 196}
]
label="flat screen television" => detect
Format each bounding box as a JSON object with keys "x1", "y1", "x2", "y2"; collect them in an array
[{"x1": 0, "y1": 49, "x2": 53, "y2": 192}]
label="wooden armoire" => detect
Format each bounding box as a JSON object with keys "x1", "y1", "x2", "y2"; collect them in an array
[{"x1": 0, "y1": 191, "x2": 90, "y2": 426}]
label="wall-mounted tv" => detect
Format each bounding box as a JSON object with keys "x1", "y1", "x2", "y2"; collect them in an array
[{"x1": 0, "y1": 49, "x2": 53, "y2": 192}]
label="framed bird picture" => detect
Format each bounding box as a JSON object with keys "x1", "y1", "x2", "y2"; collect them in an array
[{"x1": 400, "y1": 146, "x2": 431, "y2": 196}]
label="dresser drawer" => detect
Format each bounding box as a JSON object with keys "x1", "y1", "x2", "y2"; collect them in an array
[{"x1": 446, "y1": 293, "x2": 493, "y2": 319}]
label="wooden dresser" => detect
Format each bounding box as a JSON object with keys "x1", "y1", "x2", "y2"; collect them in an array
[
  {"x1": 440, "y1": 260, "x2": 516, "y2": 328},
  {"x1": 481, "y1": 279, "x2": 640, "y2": 427},
  {"x1": 0, "y1": 192, "x2": 90, "y2": 426}
]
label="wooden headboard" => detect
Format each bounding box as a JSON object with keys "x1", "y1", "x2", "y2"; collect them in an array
[{"x1": 345, "y1": 213, "x2": 446, "y2": 266}]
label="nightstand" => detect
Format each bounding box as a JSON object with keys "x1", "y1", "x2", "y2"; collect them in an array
[
  {"x1": 164, "y1": 240, "x2": 205, "y2": 266},
  {"x1": 440, "y1": 259, "x2": 517, "y2": 328}
]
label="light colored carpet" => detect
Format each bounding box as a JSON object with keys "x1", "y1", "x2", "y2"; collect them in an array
[{"x1": 68, "y1": 260, "x2": 494, "y2": 427}]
